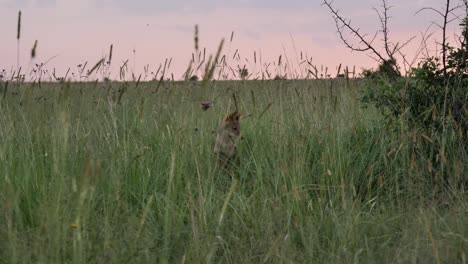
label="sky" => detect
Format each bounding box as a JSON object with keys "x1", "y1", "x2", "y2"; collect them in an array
[{"x1": 0, "y1": 0, "x2": 465, "y2": 80}]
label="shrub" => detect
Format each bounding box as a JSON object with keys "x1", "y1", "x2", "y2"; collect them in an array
[{"x1": 361, "y1": 18, "x2": 468, "y2": 134}]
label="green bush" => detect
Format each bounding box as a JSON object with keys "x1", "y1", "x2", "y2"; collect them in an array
[{"x1": 361, "y1": 18, "x2": 468, "y2": 134}]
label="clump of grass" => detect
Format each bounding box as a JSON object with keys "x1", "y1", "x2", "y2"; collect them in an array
[{"x1": 0, "y1": 78, "x2": 466, "y2": 263}]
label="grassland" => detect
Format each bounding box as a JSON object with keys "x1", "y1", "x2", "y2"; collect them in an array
[{"x1": 0, "y1": 78, "x2": 466, "y2": 263}]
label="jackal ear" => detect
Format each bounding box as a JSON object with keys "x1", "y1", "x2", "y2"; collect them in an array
[
  {"x1": 232, "y1": 111, "x2": 240, "y2": 121},
  {"x1": 224, "y1": 111, "x2": 240, "y2": 122}
]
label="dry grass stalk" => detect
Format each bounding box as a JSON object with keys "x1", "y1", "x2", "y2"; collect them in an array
[
  {"x1": 202, "y1": 39, "x2": 224, "y2": 83},
  {"x1": 425, "y1": 221, "x2": 441, "y2": 264},
  {"x1": 31, "y1": 40, "x2": 38, "y2": 59},
  {"x1": 88, "y1": 58, "x2": 105, "y2": 76},
  {"x1": 108, "y1": 44, "x2": 113, "y2": 65},
  {"x1": 194, "y1": 24, "x2": 199, "y2": 53},
  {"x1": 17, "y1": 11, "x2": 21, "y2": 74},
  {"x1": 17, "y1": 11, "x2": 21, "y2": 40}
]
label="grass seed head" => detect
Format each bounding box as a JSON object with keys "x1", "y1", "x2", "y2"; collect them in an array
[
  {"x1": 17, "y1": 11, "x2": 21, "y2": 40},
  {"x1": 31, "y1": 40, "x2": 38, "y2": 59}
]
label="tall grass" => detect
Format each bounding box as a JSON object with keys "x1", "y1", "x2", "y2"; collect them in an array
[{"x1": 0, "y1": 78, "x2": 466, "y2": 263}]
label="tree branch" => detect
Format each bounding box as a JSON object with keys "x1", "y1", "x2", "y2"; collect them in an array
[{"x1": 323, "y1": 0, "x2": 387, "y2": 63}]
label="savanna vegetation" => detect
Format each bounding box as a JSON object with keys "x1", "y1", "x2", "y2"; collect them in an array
[{"x1": 0, "y1": 0, "x2": 467, "y2": 263}]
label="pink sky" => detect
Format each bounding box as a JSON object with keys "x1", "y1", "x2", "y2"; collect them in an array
[{"x1": 0, "y1": 0, "x2": 465, "y2": 80}]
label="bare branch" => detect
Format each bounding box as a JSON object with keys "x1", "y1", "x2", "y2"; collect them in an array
[
  {"x1": 416, "y1": 0, "x2": 468, "y2": 75},
  {"x1": 416, "y1": 7, "x2": 445, "y2": 17},
  {"x1": 323, "y1": 0, "x2": 387, "y2": 62},
  {"x1": 392, "y1": 36, "x2": 417, "y2": 55},
  {"x1": 323, "y1": 0, "x2": 407, "y2": 77},
  {"x1": 367, "y1": 54, "x2": 382, "y2": 64},
  {"x1": 374, "y1": 0, "x2": 395, "y2": 59},
  {"x1": 442, "y1": 0, "x2": 452, "y2": 74}
]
